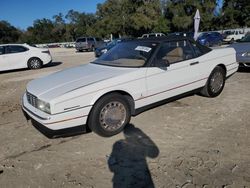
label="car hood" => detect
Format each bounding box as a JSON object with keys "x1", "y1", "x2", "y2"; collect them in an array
[
  {"x1": 27, "y1": 63, "x2": 136, "y2": 100},
  {"x1": 229, "y1": 42, "x2": 250, "y2": 53}
]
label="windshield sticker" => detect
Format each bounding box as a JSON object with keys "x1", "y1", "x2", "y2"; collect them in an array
[{"x1": 135, "y1": 46, "x2": 152, "y2": 53}]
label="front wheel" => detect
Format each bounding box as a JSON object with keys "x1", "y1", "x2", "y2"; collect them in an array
[
  {"x1": 200, "y1": 66, "x2": 226, "y2": 97},
  {"x1": 88, "y1": 93, "x2": 131, "y2": 137}
]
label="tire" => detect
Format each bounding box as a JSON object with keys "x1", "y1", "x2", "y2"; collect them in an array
[
  {"x1": 230, "y1": 38, "x2": 235, "y2": 44},
  {"x1": 28, "y1": 57, "x2": 42, "y2": 69},
  {"x1": 200, "y1": 66, "x2": 226, "y2": 98},
  {"x1": 88, "y1": 46, "x2": 95, "y2": 52},
  {"x1": 88, "y1": 93, "x2": 131, "y2": 137}
]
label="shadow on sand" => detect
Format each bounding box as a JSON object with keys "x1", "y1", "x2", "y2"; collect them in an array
[{"x1": 108, "y1": 124, "x2": 159, "y2": 188}]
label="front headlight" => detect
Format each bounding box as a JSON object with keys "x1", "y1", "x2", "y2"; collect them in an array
[
  {"x1": 242, "y1": 52, "x2": 250, "y2": 57},
  {"x1": 37, "y1": 99, "x2": 51, "y2": 114}
]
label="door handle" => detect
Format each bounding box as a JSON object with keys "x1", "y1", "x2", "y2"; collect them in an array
[{"x1": 190, "y1": 61, "x2": 199, "y2": 66}]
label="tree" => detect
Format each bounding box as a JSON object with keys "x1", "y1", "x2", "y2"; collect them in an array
[
  {"x1": 53, "y1": 13, "x2": 66, "y2": 42},
  {"x1": 165, "y1": 0, "x2": 217, "y2": 32},
  {"x1": 65, "y1": 10, "x2": 97, "y2": 40},
  {"x1": 221, "y1": 0, "x2": 250, "y2": 29},
  {"x1": 95, "y1": 0, "x2": 167, "y2": 37},
  {"x1": 0, "y1": 21, "x2": 21, "y2": 43}
]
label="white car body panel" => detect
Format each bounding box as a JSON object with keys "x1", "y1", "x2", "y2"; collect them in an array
[
  {"x1": 0, "y1": 44, "x2": 52, "y2": 71},
  {"x1": 22, "y1": 46, "x2": 238, "y2": 131}
]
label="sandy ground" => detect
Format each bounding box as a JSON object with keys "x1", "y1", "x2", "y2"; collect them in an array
[{"x1": 0, "y1": 48, "x2": 250, "y2": 188}]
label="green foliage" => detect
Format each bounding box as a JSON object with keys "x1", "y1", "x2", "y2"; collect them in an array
[
  {"x1": 1, "y1": 0, "x2": 250, "y2": 43},
  {"x1": 166, "y1": 0, "x2": 217, "y2": 32},
  {"x1": 221, "y1": 0, "x2": 250, "y2": 29},
  {"x1": 0, "y1": 21, "x2": 21, "y2": 44}
]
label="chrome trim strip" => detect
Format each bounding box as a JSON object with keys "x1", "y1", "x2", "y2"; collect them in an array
[
  {"x1": 22, "y1": 105, "x2": 51, "y2": 120},
  {"x1": 135, "y1": 77, "x2": 208, "y2": 101},
  {"x1": 227, "y1": 66, "x2": 239, "y2": 72},
  {"x1": 226, "y1": 62, "x2": 238, "y2": 67},
  {"x1": 64, "y1": 105, "x2": 80, "y2": 111},
  {"x1": 44, "y1": 115, "x2": 88, "y2": 125},
  {"x1": 54, "y1": 105, "x2": 92, "y2": 115}
]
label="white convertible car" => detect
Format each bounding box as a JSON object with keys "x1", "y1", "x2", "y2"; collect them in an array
[{"x1": 22, "y1": 36, "x2": 238, "y2": 137}]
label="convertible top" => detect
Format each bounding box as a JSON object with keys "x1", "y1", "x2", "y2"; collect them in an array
[
  {"x1": 125, "y1": 35, "x2": 212, "y2": 54},
  {"x1": 136, "y1": 35, "x2": 196, "y2": 43}
]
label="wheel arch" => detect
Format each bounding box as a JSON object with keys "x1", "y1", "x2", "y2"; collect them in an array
[
  {"x1": 27, "y1": 56, "x2": 43, "y2": 67},
  {"x1": 91, "y1": 90, "x2": 135, "y2": 115},
  {"x1": 216, "y1": 64, "x2": 226, "y2": 74},
  {"x1": 86, "y1": 90, "x2": 135, "y2": 133}
]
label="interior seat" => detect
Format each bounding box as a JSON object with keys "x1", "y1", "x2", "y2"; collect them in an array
[{"x1": 164, "y1": 47, "x2": 184, "y2": 64}]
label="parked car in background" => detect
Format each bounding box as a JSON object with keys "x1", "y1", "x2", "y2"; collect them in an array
[
  {"x1": 0, "y1": 44, "x2": 52, "y2": 71},
  {"x1": 75, "y1": 37, "x2": 104, "y2": 52},
  {"x1": 22, "y1": 36, "x2": 238, "y2": 137},
  {"x1": 230, "y1": 34, "x2": 250, "y2": 68},
  {"x1": 197, "y1": 32, "x2": 223, "y2": 47},
  {"x1": 168, "y1": 32, "x2": 194, "y2": 39},
  {"x1": 95, "y1": 38, "x2": 133, "y2": 57},
  {"x1": 236, "y1": 32, "x2": 250, "y2": 42},
  {"x1": 139, "y1": 33, "x2": 165, "y2": 38},
  {"x1": 223, "y1": 30, "x2": 245, "y2": 43}
]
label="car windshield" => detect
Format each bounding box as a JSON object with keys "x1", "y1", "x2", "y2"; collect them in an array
[
  {"x1": 93, "y1": 41, "x2": 158, "y2": 67},
  {"x1": 76, "y1": 38, "x2": 86, "y2": 42},
  {"x1": 106, "y1": 39, "x2": 120, "y2": 47},
  {"x1": 198, "y1": 33, "x2": 209, "y2": 38},
  {"x1": 224, "y1": 31, "x2": 234, "y2": 35}
]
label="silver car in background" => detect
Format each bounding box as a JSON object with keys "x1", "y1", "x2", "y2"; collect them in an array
[
  {"x1": 75, "y1": 37, "x2": 104, "y2": 52},
  {"x1": 230, "y1": 34, "x2": 250, "y2": 68}
]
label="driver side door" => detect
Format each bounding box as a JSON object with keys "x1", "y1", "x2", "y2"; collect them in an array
[{"x1": 142, "y1": 40, "x2": 205, "y2": 106}]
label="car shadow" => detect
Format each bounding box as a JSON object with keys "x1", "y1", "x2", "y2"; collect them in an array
[
  {"x1": 238, "y1": 66, "x2": 250, "y2": 73},
  {"x1": 108, "y1": 124, "x2": 159, "y2": 188},
  {"x1": 42, "y1": 61, "x2": 62, "y2": 69}
]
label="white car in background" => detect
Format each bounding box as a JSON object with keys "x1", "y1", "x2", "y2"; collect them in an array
[
  {"x1": 22, "y1": 36, "x2": 238, "y2": 138},
  {"x1": 0, "y1": 44, "x2": 52, "y2": 71},
  {"x1": 140, "y1": 33, "x2": 166, "y2": 38}
]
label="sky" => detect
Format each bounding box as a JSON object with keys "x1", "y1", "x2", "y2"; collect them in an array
[{"x1": 0, "y1": 0, "x2": 105, "y2": 30}]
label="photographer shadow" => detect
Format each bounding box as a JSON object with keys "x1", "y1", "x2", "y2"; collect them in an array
[{"x1": 108, "y1": 124, "x2": 159, "y2": 188}]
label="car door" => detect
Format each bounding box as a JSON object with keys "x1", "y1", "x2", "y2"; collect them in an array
[
  {"x1": 5, "y1": 45, "x2": 29, "y2": 70},
  {"x1": 210, "y1": 33, "x2": 217, "y2": 45},
  {"x1": 0, "y1": 46, "x2": 10, "y2": 71},
  {"x1": 143, "y1": 40, "x2": 205, "y2": 106}
]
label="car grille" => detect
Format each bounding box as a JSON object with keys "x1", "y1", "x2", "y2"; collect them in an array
[{"x1": 26, "y1": 92, "x2": 37, "y2": 108}]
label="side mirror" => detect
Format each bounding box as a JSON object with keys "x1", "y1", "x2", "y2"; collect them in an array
[{"x1": 160, "y1": 59, "x2": 170, "y2": 67}]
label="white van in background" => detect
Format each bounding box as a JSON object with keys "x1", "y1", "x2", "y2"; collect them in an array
[{"x1": 223, "y1": 29, "x2": 245, "y2": 43}]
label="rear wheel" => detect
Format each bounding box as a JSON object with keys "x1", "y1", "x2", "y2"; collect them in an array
[
  {"x1": 88, "y1": 93, "x2": 131, "y2": 137},
  {"x1": 200, "y1": 66, "x2": 226, "y2": 97},
  {"x1": 28, "y1": 57, "x2": 42, "y2": 69}
]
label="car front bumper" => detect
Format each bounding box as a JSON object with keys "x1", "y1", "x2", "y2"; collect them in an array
[
  {"x1": 22, "y1": 94, "x2": 91, "y2": 133},
  {"x1": 223, "y1": 38, "x2": 232, "y2": 42}
]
